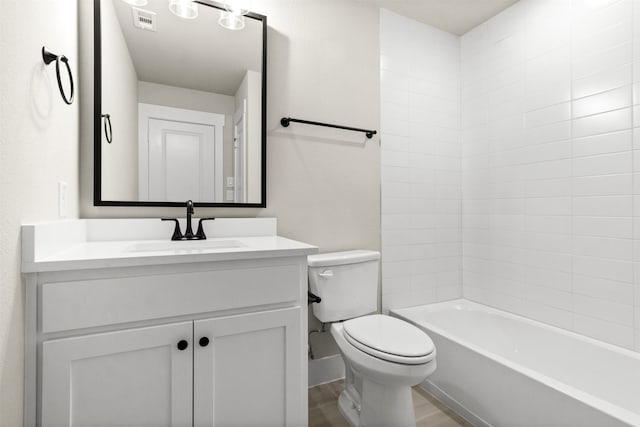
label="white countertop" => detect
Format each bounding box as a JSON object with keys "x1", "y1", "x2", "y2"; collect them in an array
[{"x1": 22, "y1": 219, "x2": 318, "y2": 273}]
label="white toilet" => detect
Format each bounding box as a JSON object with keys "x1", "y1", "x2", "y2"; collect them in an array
[{"x1": 308, "y1": 250, "x2": 436, "y2": 427}]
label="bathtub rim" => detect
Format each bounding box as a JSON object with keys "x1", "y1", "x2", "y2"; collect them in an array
[{"x1": 391, "y1": 298, "x2": 640, "y2": 427}]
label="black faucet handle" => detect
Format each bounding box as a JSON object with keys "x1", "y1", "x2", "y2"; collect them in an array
[
  {"x1": 161, "y1": 218, "x2": 184, "y2": 241},
  {"x1": 195, "y1": 217, "x2": 216, "y2": 240},
  {"x1": 186, "y1": 199, "x2": 194, "y2": 214}
]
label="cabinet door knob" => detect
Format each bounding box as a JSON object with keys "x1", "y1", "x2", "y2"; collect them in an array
[
  {"x1": 199, "y1": 337, "x2": 210, "y2": 347},
  {"x1": 177, "y1": 340, "x2": 189, "y2": 351}
]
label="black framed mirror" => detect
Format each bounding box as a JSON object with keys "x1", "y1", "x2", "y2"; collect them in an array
[{"x1": 94, "y1": 0, "x2": 266, "y2": 207}]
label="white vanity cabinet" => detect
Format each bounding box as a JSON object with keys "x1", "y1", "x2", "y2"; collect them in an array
[
  {"x1": 22, "y1": 219, "x2": 317, "y2": 427},
  {"x1": 42, "y1": 321, "x2": 194, "y2": 426},
  {"x1": 193, "y1": 308, "x2": 301, "y2": 426},
  {"x1": 41, "y1": 307, "x2": 301, "y2": 427}
]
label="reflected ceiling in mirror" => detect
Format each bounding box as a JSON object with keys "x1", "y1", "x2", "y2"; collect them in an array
[{"x1": 94, "y1": 0, "x2": 266, "y2": 207}]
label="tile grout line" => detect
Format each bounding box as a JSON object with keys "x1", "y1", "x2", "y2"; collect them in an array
[
  {"x1": 632, "y1": 0, "x2": 637, "y2": 352},
  {"x1": 570, "y1": 0, "x2": 575, "y2": 334}
]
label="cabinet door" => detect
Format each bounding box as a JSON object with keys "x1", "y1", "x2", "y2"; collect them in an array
[
  {"x1": 193, "y1": 308, "x2": 303, "y2": 427},
  {"x1": 42, "y1": 322, "x2": 193, "y2": 427}
]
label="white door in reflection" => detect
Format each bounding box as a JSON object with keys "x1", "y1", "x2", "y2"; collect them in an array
[
  {"x1": 148, "y1": 120, "x2": 214, "y2": 201},
  {"x1": 138, "y1": 103, "x2": 224, "y2": 202},
  {"x1": 233, "y1": 99, "x2": 247, "y2": 203}
]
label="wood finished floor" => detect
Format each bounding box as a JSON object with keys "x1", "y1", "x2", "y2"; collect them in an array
[{"x1": 309, "y1": 380, "x2": 472, "y2": 427}]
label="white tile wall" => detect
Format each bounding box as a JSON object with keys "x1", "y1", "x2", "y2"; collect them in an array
[
  {"x1": 380, "y1": 9, "x2": 461, "y2": 312},
  {"x1": 381, "y1": 0, "x2": 640, "y2": 352},
  {"x1": 462, "y1": 0, "x2": 640, "y2": 351}
]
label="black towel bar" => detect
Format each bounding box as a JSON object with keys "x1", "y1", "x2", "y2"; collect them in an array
[{"x1": 281, "y1": 117, "x2": 377, "y2": 139}]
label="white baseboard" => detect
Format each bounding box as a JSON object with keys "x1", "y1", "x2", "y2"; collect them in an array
[{"x1": 308, "y1": 354, "x2": 345, "y2": 388}]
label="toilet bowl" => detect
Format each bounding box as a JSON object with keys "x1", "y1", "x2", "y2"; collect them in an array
[{"x1": 308, "y1": 251, "x2": 437, "y2": 427}]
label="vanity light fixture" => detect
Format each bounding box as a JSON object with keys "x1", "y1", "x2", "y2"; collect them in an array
[
  {"x1": 219, "y1": 0, "x2": 251, "y2": 30},
  {"x1": 224, "y1": 0, "x2": 251, "y2": 16},
  {"x1": 121, "y1": 0, "x2": 148, "y2": 6},
  {"x1": 219, "y1": 11, "x2": 245, "y2": 30},
  {"x1": 168, "y1": 0, "x2": 199, "y2": 19}
]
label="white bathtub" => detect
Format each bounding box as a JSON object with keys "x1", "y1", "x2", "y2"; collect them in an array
[{"x1": 391, "y1": 299, "x2": 640, "y2": 427}]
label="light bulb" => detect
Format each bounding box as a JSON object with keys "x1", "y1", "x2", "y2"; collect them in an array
[
  {"x1": 219, "y1": 10, "x2": 245, "y2": 30},
  {"x1": 122, "y1": 0, "x2": 148, "y2": 5},
  {"x1": 169, "y1": 0, "x2": 198, "y2": 19}
]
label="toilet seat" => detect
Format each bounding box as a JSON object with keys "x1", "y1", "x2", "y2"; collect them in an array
[{"x1": 342, "y1": 315, "x2": 435, "y2": 365}]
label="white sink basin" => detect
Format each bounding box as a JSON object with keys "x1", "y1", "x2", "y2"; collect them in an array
[{"x1": 127, "y1": 239, "x2": 245, "y2": 253}]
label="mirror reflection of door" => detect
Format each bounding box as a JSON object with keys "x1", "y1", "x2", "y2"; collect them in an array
[
  {"x1": 138, "y1": 103, "x2": 224, "y2": 202},
  {"x1": 233, "y1": 99, "x2": 247, "y2": 203}
]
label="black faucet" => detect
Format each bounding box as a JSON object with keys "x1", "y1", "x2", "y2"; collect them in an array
[
  {"x1": 184, "y1": 200, "x2": 195, "y2": 239},
  {"x1": 162, "y1": 200, "x2": 216, "y2": 241}
]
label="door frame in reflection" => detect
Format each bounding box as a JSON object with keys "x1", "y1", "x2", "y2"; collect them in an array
[{"x1": 138, "y1": 103, "x2": 224, "y2": 202}]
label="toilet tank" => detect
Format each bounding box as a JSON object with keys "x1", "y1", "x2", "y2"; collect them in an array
[{"x1": 308, "y1": 250, "x2": 380, "y2": 323}]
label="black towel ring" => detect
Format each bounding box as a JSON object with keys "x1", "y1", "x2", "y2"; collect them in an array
[
  {"x1": 42, "y1": 47, "x2": 74, "y2": 105},
  {"x1": 101, "y1": 114, "x2": 113, "y2": 144}
]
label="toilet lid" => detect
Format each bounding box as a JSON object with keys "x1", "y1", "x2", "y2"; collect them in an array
[{"x1": 343, "y1": 315, "x2": 435, "y2": 365}]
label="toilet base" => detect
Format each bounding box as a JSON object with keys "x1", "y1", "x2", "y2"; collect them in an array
[
  {"x1": 337, "y1": 377, "x2": 417, "y2": 427},
  {"x1": 361, "y1": 378, "x2": 416, "y2": 427},
  {"x1": 337, "y1": 389, "x2": 361, "y2": 427}
]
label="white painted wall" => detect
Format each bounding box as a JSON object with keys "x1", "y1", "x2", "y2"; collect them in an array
[
  {"x1": 380, "y1": 10, "x2": 462, "y2": 312},
  {"x1": 260, "y1": 1, "x2": 380, "y2": 359},
  {"x1": 0, "y1": 1, "x2": 79, "y2": 424},
  {"x1": 461, "y1": 0, "x2": 640, "y2": 351}
]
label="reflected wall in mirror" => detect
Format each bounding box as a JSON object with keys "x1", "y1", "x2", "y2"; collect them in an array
[{"x1": 95, "y1": 0, "x2": 266, "y2": 206}]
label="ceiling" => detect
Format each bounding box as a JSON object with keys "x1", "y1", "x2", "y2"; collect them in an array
[
  {"x1": 110, "y1": 0, "x2": 262, "y2": 95},
  {"x1": 107, "y1": 0, "x2": 518, "y2": 96},
  {"x1": 366, "y1": 0, "x2": 519, "y2": 35}
]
